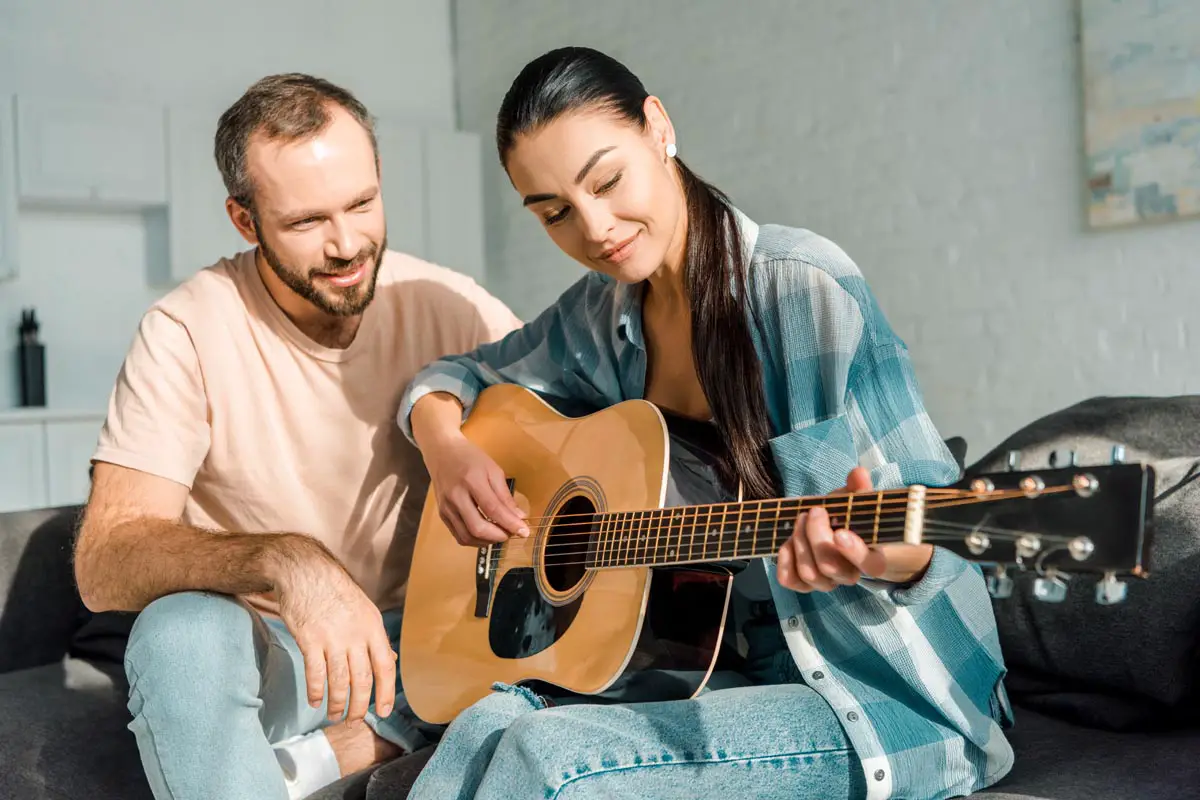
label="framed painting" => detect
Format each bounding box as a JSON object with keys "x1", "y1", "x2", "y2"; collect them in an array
[{"x1": 1082, "y1": 0, "x2": 1200, "y2": 228}]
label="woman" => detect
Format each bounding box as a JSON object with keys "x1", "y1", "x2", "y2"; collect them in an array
[{"x1": 397, "y1": 46, "x2": 1013, "y2": 800}]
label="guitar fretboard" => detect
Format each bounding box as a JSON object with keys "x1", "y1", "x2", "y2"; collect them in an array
[{"x1": 589, "y1": 490, "x2": 911, "y2": 569}]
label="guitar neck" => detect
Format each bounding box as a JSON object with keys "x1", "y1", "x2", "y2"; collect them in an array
[{"x1": 590, "y1": 490, "x2": 913, "y2": 569}]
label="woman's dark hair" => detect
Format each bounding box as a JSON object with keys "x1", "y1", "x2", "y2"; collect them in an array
[{"x1": 497, "y1": 47, "x2": 778, "y2": 499}]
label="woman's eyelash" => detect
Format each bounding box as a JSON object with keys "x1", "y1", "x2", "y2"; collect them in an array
[{"x1": 542, "y1": 173, "x2": 622, "y2": 226}]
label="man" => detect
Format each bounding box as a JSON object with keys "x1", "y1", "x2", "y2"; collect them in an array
[{"x1": 72, "y1": 73, "x2": 521, "y2": 800}]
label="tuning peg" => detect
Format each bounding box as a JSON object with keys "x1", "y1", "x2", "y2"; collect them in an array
[
  {"x1": 1020, "y1": 475, "x2": 1045, "y2": 498},
  {"x1": 1006, "y1": 451, "x2": 1021, "y2": 472},
  {"x1": 1033, "y1": 571, "x2": 1068, "y2": 603},
  {"x1": 1111, "y1": 445, "x2": 1126, "y2": 464},
  {"x1": 1049, "y1": 449, "x2": 1078, "y2": 468},
  {"x1": 1015, "y1": 534, "x2": 1042, "y2": 561},
  {"x1": 987, "y1": 567, "x2": 1013, "y2": 599},
  {"x1": 1095, "y1": 571, "x2": 1127, "y2": 605}
]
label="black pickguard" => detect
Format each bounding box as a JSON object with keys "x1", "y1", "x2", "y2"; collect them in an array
[{"x1": 485, "y1": 409, "x2": 747, "y2": 703}]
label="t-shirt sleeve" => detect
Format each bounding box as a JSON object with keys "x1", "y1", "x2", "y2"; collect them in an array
[{"x1": 92, "y1": 309, "x2": 211, "y2": 489}]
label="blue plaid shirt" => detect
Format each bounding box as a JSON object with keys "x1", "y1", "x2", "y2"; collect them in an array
[{"x1": 398, "y1": 213, "x2": 1014, "y2": 799}]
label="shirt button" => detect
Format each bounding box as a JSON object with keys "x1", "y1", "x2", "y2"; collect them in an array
[
  {"x1": 786, "y1": 615, "x2": 800, "y2": 629},
  {"x1": 846, "y1": 712, "x2": 859, "y2": 722},
  {"x1": 812, "y1": 671, "x2": 824, "y2": 680},
  {"x1": 874, "y1": 769, "x2": 886, "y2": 782}
]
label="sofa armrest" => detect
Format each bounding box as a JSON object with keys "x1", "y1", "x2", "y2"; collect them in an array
[
  {"x1": 0, "y1": 505, "x2": 88, "y2": 674},
  {"x1": 944, "y1": 436, "x2": 968, "y2": 472}
]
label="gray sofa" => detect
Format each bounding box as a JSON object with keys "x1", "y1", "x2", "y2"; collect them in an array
[
  {"x1": 3, "y1": 398, "x2": 1199, "y2": 799},
  {"x1": 0, "y1": 504, "x2": 431, "y2": 800}
]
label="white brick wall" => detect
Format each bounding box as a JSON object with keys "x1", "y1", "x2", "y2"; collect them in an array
[{"x1": 452, "y1": 0, "x2": 1200, "y2": 459}]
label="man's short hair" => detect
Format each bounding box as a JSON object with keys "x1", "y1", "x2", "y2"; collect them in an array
[{"x1": 214, "y1": 73, "x2": 378, "y2": 212}]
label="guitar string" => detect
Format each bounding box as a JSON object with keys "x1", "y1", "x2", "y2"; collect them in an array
[
  {"x1": 499, "y1": 521, "x2": 1085, "y2": 569},
  {"x1": 509, "y1": 525, "x2": 1088, "y2": 571},
  {"x1": 536, "y1": 516, "x2": 1081, "y2": 559},
  {"x1": 484, "y1": 486, "x2": 1057, "y2": 526},
  {"x1": 493, "y1": 486, "x2": 963, "y2": 523},
  {"x1": 533, "y1": 493, "x2": 1075, "y2": 558}
]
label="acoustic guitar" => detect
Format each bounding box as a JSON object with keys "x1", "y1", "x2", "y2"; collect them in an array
[{"x1": 400, "y1": 384, "x2": 1155, "y2": 725}]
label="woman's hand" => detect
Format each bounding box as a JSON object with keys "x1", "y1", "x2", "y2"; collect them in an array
[
  {"x1": 776, "y1": 467, "x2": 933, "y2": 592},
  {"x1": 411, "y1": 392, "x2": 528, "y2": 547},
  {"x1": 426, "y1": 433, "x2": 528, "y2": 548}
]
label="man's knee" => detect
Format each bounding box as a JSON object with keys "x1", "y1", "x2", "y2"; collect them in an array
[{"x1": 125, "y1": 591, "x2": 261, "y2": 695}]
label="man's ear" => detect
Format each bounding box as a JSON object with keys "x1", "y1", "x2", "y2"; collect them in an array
[{"x1": 227, "y1": 198, "x2": 258, "y2": 245}]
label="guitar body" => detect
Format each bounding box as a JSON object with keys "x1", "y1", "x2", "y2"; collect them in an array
[
  {"x1": 401, "y1": 384, "x2": 738, "y2": 725},
  {"x1": 401, "y1": 386, "x2": 1159, "y2": 725}
]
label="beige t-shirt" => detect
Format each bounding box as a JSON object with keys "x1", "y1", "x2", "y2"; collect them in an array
[{"x1": 93, "y1": 249, "x2": 522, "y2": 614}]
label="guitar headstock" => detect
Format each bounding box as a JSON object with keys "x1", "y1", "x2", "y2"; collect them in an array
[{"x1": 927, "y1": 447, "x2": 1155, "y2": 606}]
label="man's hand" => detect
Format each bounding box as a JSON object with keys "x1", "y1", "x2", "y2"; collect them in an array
[
  {"x1": 77, "y1": 464, "x2": 396, "y2": 723},
  {"x1": 272, "y1": 544, "x2": 397, "y2": 723},
  {"x1": 776, "y1": 467, "x2": 934, "y2": 592}
]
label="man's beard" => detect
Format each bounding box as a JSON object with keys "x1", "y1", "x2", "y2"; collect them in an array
[{"x1": 256, "y1": 221, "x2": 387, "y2": 318}]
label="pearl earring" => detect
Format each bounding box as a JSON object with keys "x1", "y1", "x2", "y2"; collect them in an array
[{"x1": 665, "y1": 142, "x2": 677, "y2": 158}]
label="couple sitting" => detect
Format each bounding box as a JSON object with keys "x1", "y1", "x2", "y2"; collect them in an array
[{"x1": 75, "y1": 46, "x2": 1013, "y2": 800}]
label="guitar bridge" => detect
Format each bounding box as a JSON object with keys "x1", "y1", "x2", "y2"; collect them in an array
[
  {"x1": 474, "y1": 477, "x2": 515, "y2": 618},
  {"x1": 474, "y1": 543, "x2": 502, "y2": 617}
]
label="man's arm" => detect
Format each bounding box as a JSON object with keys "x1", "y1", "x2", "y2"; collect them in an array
[
  {"x1": 74, "y1": 462, "x2": 396, "y2": 722},
  {"x1": 75, "y1": 462, "x2": 332, "y2": 612}
]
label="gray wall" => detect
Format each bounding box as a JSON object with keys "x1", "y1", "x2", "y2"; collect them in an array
[{"x1": 452, "y1": 0, "x2": 1200, "y2": 457}]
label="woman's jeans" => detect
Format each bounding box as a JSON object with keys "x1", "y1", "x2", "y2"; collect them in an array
[{"x1": 407, "y1": 608, "x2": 867, "y2": 800}]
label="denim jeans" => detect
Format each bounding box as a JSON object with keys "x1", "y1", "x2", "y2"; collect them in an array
[
  {"x1": 122, "y1": 591, "x2": 429, "y2": 800},
  {"x1": 407, "y1": 615, "x2": 867, "y2": 800}
]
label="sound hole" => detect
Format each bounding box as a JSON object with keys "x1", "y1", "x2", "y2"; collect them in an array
[{"x1": 544, "y1": 495, "x2": 597, "y2": 593}]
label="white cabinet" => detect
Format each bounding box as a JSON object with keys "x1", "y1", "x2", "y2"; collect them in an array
[
  {"x1": 375, "y1": 119, "x2": 428, "y2": 260},
  {"x1": 0, "y1": 423, "x2": 48, "y2": 513},
  {"x1": 0, "y1": 412, "x2": 103, "y2": 512},
  {"x1": 15, "y1": 96, "x2": 168, "y2": 207},
  {"x1": 44, "y1": 419, "x2": 100, "y2": 508},
  {"x1": 4, "y1": 93, "x2": 491, "y2": 288},
  {"x1": 424, "y1": 130, "x2": 486, "y2": 283},
  {"x1": 165, "y1": 107, "x2": 246, "y2": 282},
  {"x1": 371, "y1": 121, "x2": 488, "y2": 283},
  {"x1": 0, "y1": 95, "x2": 17, "y2": 281}
]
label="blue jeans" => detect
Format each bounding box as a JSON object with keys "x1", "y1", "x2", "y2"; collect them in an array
[
  {"x1": 122, "y1": 591, "x2": 429, "y2": 800},
  {"x1": 407, "y1": 617, "x2": 867, "y2": 800}
]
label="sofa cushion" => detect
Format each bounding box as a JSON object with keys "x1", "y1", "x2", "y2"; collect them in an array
[
  {"x1": 0, "y1": 505, "x2": 88, "y2": 673},
  {"x1": 308, "y1": 747, "x2": 435, "y2": 800},
  {"x1": 0, "y1": 658, "x2": 151, "y2": 800},
  {"x1": 966, "y1": 395, "x2": 1200, "y2": 730},
  {"x1": 975, "y1": 704, "x2": 1200, "y2": 799}
]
